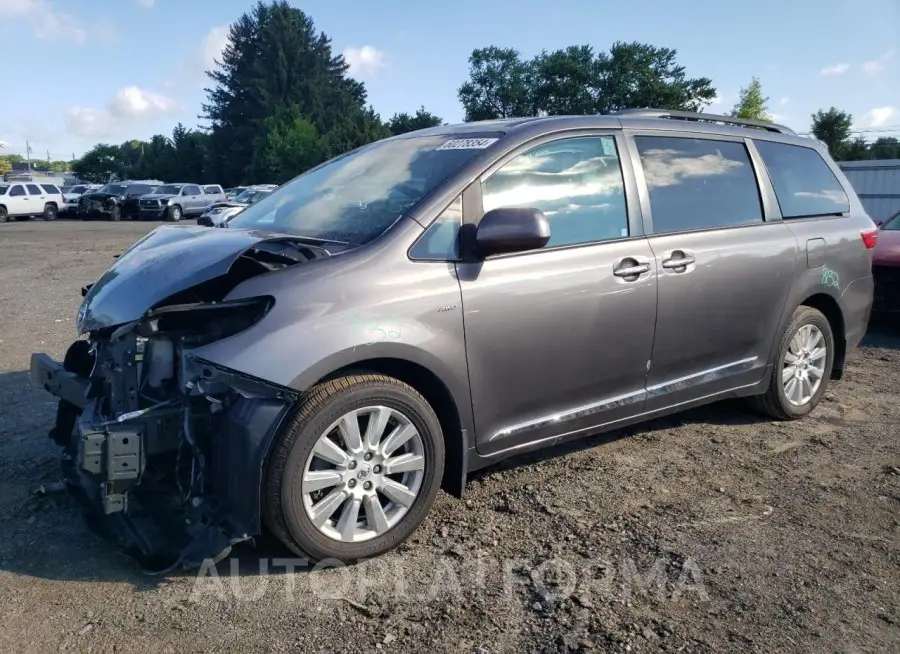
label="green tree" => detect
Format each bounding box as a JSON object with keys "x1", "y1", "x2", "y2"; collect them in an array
[
  {"x1": 249, "y1": 103, "x2": 326, "y2": 183},
  {"x1": 134, "y1": 134, "x2": 176, "y2": 180},
  {"x1": 387, "y1": 106, "x2": 444, "y2": 135},
  {"x1": 170, "y1": 124, "x2": 211, "y2": 181},
  {"x1": 118, "y1": 139, "x2": 146, "y2": 176},
  {"x1": 72, "y1": 144, "x2": 127, "y2": 183},
  {"x1": 202, "y1": 0, "x2": 383, "y2": 186},
  {"x1": 810, "y1": 107, "x2": 853, "y2": 160},
  {"x1": 844, "y1": 136, "x2": 872, "y2": 161},
  {"x1": 730, "y1": 76, "x2": 771, "y2": 121},
  {"x1": 0, "y1": 156, "x2": 10, "y2": 176},
  {"x1": 458, "y1": 46, "x2": 536, "y2": 120},
  {"x1": 49, "y1": 160, "x2": 70, "y2": 172},
  {"x1": 870, "y1": 136, "x2": 900, "y2": 160},
  {"x1": 457, "y1": 41, "x2": 716, "y2": 120}
]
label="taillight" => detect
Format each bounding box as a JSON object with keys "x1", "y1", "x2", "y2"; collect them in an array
[{"x1": 861, "y1": 229, "x2": 879, "y2": 249}]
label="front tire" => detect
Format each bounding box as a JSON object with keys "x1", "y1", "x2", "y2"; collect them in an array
[
  {"x1": 168, "y1": 205, "x2": 182, "y2": 222},
  {"x1": 752, "y1": 306, "x2": 834, "y2": 420},
  {"x1": 110, "y1": 205, "x2": 121, "y2": 222},
  {"x1": 264, "y1": 374, "x2": 445, "y2": 563}
]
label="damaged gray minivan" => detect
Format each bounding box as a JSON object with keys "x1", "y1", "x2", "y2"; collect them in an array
[{"x1": 32, "y1": 110, "x2": 876, "y2": 571}]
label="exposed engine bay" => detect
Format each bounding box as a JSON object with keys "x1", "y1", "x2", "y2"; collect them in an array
[{"x1": 31, "y1": 227, "x2": 337, "y2": 572}]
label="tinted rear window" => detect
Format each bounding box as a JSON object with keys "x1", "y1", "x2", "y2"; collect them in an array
[
  {"x1": 203, "y1": 185, "x2": 223, "y2": 194},
  {"x1": 755, "y1": 140, "x2": 850, "y2": 219},
  {"x1": 41, "y1": 184, "x2": 60, "y2": 194}
]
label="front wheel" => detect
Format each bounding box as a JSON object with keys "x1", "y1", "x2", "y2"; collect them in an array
[
  {"x1": 110, "y1": 205, "x2": 121, "y2": 222},
  {"x1": 167, "y1": 205, "x2": 182, "y2": 222},
  {"x1": 751, "y1": 305, "x2": 834, "y2": 420},
  {"x1": 264, "y1": 374, "x2": 445, "y2": 563}
]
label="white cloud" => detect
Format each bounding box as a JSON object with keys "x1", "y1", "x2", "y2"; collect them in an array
[
  {"x1": 0, "y1": 0, "x2": 86, "y2": 44},
  {"x1": 135, "y1": 0, "x2": 154, "y2": 7},
  {"x1": 861, "y1": 49, "x2": 894, "y2": 75},
  {"x1": 65, "y1": 86, "x2": 177, "y2": 138},
  {"x1": 858, "y1": 107, "x2": 895, "y2": 128},
  {"x1": 342, "y1": 45, "x2": 387, "y2": 78},
  {"x1": 707, "y1": 92, "x2": 730, "y2": 110},
  {"x1": 201, "y1": 25, "x2": 229, "y2": 70},
  {"x1": 819, "y1": 63, "x2": 849, "y2": 76}
]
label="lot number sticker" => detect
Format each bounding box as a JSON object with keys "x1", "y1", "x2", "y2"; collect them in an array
[{"x1": 437, "y1": 138, "x2": 499, "y2": 150}]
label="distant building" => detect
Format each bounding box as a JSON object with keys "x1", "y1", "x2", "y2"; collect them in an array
[{"x1": 839, "y1": 159, "x2": 900, "y2": 222}]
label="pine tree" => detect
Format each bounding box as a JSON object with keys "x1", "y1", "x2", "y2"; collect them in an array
[{"x1": 730, "y1": 77, "x2": 771, "y2": 121}]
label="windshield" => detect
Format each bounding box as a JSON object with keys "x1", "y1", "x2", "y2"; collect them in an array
[
  {"x1": 227, "y1": 134, "x2": 499, "y2": 245},
  {"x1": 883, "y1": 212, "x2": 900, "y2": 230},
  {"x1": 98, "y1": 184, "x2": 127, "y2": 195},
  {"x1": 154, "y1": 185, "x2": 183, "y2": 195},
  {"x1": 234, "y1": 189, "x2": 272, "y2": 205},
  {"x1": 0, "y1": 185, "x2": 8, "y2": 195}
]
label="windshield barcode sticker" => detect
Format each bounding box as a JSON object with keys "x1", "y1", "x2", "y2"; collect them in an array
[{"x1": 437, "y1": 138, "x2": 499, "y2": 150}]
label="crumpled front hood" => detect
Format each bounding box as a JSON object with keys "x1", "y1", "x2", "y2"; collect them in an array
[{"x1": 76, "y1": 225, "x2": 330, "y2": 333}]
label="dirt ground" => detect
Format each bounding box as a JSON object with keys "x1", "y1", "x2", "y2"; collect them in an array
[{"x1": 0, "y1": 219, "x2": 897, "y2": 654}]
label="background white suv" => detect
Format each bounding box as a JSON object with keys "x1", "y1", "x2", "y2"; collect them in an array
[{"x1": 0, "y1": 182, "x2": 65, "y2": 222}]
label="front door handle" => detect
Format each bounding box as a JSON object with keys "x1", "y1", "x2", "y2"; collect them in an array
[{"x1": 613, "y1": 259, "x2": 652, "y2": 278}]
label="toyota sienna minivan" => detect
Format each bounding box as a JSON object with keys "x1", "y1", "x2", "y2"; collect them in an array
[{"x1": 32, "y1": 109, "x2": 876, "y2": 570}]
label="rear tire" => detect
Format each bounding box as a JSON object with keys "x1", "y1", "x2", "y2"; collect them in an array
[
  {"x1": 264, "y1": 374, "x2": 445, "y2": 563},
  {"x1": 751, "y1": 305, "x2": 834, "y2": 420},
  {"x1": 0, "y1": 206, "x2": 7, "y2": 223},
  {"x1": 43, "y1": 204, "x2": 57, "y2": 221}
]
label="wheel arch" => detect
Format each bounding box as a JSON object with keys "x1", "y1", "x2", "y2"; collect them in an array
[{"x1": 313, "y1": 357, "x2": 469, "y2": 498}]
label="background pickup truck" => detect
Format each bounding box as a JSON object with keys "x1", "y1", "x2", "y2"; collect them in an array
[{"x1": 137, "y1": 184, "x2": 226, "y2": 222}]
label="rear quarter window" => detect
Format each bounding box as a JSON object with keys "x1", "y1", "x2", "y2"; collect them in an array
[
  {"x1": 754, "y1": 140, "x2": 850, "y2": 219},
  {"x1": 203, "y1": 185, "x2": 223, "y2": 194},
  {"x1": 40, "y1": 184, "x2": 60, "y2": 194}
]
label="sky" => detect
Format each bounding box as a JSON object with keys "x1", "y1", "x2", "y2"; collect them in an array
[{"x1": 0, "y1": 0, "x2": 897, "y2": 160}]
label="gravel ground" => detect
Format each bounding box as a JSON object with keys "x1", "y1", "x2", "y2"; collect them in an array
[{"x1": 0, "y1": 219, "x2": 898, "y2": 654}]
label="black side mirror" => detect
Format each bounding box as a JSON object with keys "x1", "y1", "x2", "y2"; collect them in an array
[
  {"x1": 875, "y1": 220, "x2": 884, "y2": 228},
  {"x1": 475, "y1": 207, "x2": 551, "y2": 257}
]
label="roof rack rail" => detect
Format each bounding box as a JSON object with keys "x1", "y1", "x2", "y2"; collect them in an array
[{"x1": 612, "y1": 108, "x2": 796, "y2": 136}]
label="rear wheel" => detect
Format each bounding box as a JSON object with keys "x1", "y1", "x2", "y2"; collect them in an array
[
  {"x1": 264, "y1": 374, "x2": 445, "y2": 563},
  {"x1": 0, "y1": 206, "x2": 7, "y2": 223},
  {"x1": 751, "y1": 305, "x2": 834, "y2": 420},
  {"x1": 42, "y1": 204, "x2": 57, "y2": 221},
  {"x1": 168, "y1": 205, "x2": 182, "y2": 222}
]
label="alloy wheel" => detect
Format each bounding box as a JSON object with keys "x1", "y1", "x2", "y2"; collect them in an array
[
  {"x1": 782, "y1": 324, "x2": 827, "y2": 406},
  {"x1": 301, "y1": 406, "x2": 426, "y2": 543}
]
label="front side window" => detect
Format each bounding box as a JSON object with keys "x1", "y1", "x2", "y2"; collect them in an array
[
  {"x1": 754, "y1": 140, "x2": 850, "y2": 219},
  {"x1": 635, "y1": 136, "x2": 763, "y2": 234},
  {"x1": 9, "y1": 185, "x2": 25, "y2": 197},
  {"x1": 228, "y1": 133, "x2": 499, "y2": 246},
  {"x1": 409, "y1": 196, "x2": 462, "y2": 260},
  {"x1": 481, "y1": 136, "x2": 629, "y2": 248}
]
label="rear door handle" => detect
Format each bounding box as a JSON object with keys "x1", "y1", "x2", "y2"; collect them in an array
[{"x1": 661, "y1": 250, "x2": 696, "y2": 269}]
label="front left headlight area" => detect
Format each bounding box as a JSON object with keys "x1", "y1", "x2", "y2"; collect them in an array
[{"x1": 136, "y1": 295, "x2": 275, "y2": 346}]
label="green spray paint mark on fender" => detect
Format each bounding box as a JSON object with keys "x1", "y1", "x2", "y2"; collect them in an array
[{"x1": 821, "y1": 267, "x2": 840, "y2": 290}]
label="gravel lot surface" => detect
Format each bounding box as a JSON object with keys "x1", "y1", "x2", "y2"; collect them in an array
[{"x1": 0, "y1": 220, "x2": 898, "y2": 654}]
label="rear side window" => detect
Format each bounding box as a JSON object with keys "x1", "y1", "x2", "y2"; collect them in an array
[
  {"x1": 754, "y1": 140, "x2": 850, "y2": 219},
  {"x1": 26, "y1": 184, "x2": 42, "y2": 195},
  {"x1": 481, "y1": 136, "x2": 629, "y2": 247},
  {"x1": 203, "y1": 185, "x2": 222, "y2": 194},
  {"x1": 635, "y1": 136, "x2": 763, "y2": 234},
  {"x1": 41, "y1": 184, "x2": 60, "y2": 194}
]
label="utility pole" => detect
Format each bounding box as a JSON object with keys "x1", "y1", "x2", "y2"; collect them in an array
[
  {"x1": 47, "y1": 149, "x2": 50, "y2": 166},
  {"x1": 26, "y1": 141, "x2": 32, "y2": 171}
]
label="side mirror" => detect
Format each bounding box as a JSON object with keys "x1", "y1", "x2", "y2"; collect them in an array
[
  {"x1": 475, "y1": 207, "x2": 551, "y2": 257},
  {"x1": 875, "y1": 220, "x2": 884, "y2": 228}
]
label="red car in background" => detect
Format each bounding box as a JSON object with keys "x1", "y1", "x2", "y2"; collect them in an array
[{"x1": 873, "y1": 211, "x2": 900, "y2": 313}]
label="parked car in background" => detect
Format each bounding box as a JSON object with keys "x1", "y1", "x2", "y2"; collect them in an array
[
  {"x1": 31, "y1": 110, "x2": 876, "y2": 567},
  {"x1": 78, "y1": 181, "x2": 160, "y2": 221},
  {"x1": 224, "y1": 186, "x2": 248, "y2": 200},
  {"x1": 197, "y1": 184, "x2": 277, "y2": 226},
  {"x1": 61, "y1": 184, "x2": 101, "y2": 215},
  {"x1": 873, "y1": 210, "x2": 900, "y2": 313},
  {"x1": 0, "y1": 181, "x2": 64, "y2": 221},
  {"x1": 138, "y1": 183, "x2": 226, "y2": 221}
]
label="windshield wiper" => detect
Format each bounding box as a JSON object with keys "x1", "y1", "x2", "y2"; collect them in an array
[{"x1": 283, "y1": 234, "x2": 351, "y2": 247}]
